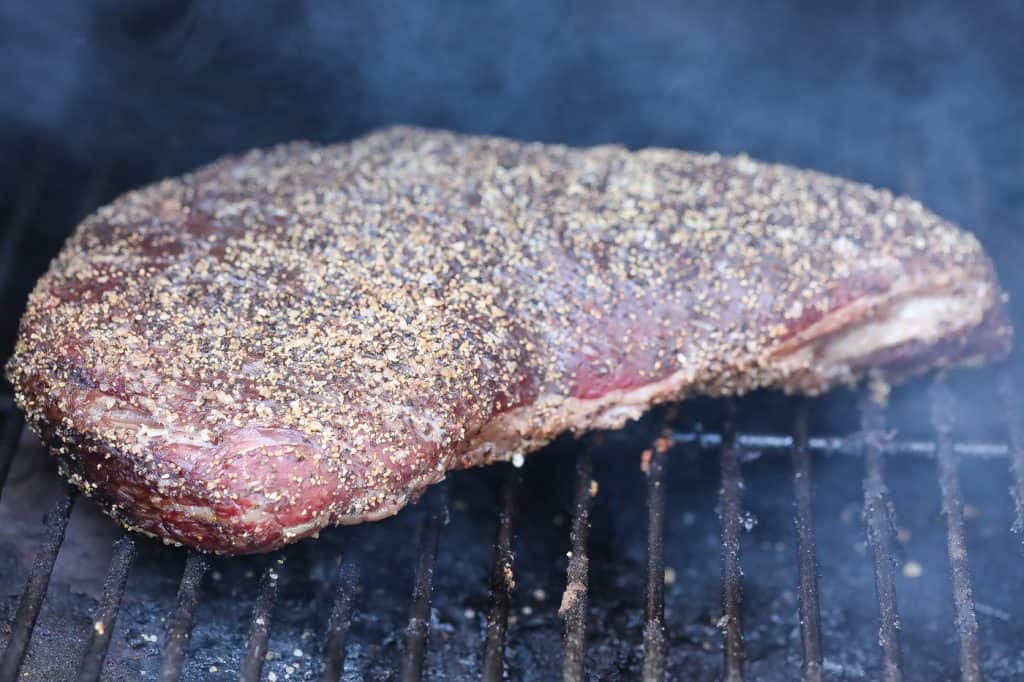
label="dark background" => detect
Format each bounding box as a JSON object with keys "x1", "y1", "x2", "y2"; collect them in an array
[{"x1": 0, "y1": 1, "x2": 1022, "y2": 357}]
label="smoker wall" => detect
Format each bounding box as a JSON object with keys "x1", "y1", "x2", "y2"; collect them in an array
[{"x1": 0, "y1": 1, "x2": 1022, "y2": 357}]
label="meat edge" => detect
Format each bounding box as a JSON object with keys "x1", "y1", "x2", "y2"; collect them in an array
[
  {"x1": 457, "y1": 273, "x2": 1009, "y2": 471},
  {"x1": 10, "y1": 270, "x2": 1011, "y2": 554}
]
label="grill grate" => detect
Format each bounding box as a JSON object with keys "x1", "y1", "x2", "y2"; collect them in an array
[
  {"x1": 321, "y1": 561, "x2": 358, "y2": 682},
  {"x1": 559, "y1": 449, "x2": 594, "y2": 682},
  {"x1": 482, "y1": 470, "x2": 519, "y2": 682},
  {"x1": 931, "y1": 382, "x2": 982, "y2": 682},
  {"x1": 76, "y1": 534, "x2": 136, "y2": 682},
  {"x1": 0, "y1": 379, "x2": 1020, "y2": 679},
  {"x1": 240, "y1": 557, "x2": 285, "y2": 682},
  {"x1": 160, "y1": 552, "x2": 208, "y2": 682},
  {"x1": 1, "y1": 482, "x2": 76, "y2": 680},
  {"x1": 399, "y1": 484, "x2": 448, "y2": 682},
  {"x1": 997, "y1": 374, "x2": 1024, "y2": 535},
  {"x1": 790, "y1": 404, "x2": 823, "y2": 682},
  {"x1": 718, "y1": 402, "x2": 746, "y2": 682},
  {"x1": 860, "y1": 398, "x2": 905, "y2": 682},
  {"x1": 641, "y1": 429, "x2": 668, "y2": 682}
]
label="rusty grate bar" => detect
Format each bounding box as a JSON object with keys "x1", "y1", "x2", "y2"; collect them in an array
[
  {"x1": 160, "y1": 551, "x2": 209, "y2": 682},
  {"x1": 240, "y1": 556, "x2": 286, "y2": 682},
  {"x1": 718, "y1": 401, "x2": 745, "y2": 682},
  {"x1": 672, "y1": 430, "x2": 1007, "y2": 459},
  {"x1": 996, "y1": 372, "x2": 1024, "y2": 536},
  {"x1": 860, "y1": 398, "x2": 904, "y2": 682},
  {"x1": 0, "y1": 410, "x2": 24, "y2": 500},
  {"x1": 0, "y1": 482, "x2": 76, "y2": 680},
  {"x1": 561, "y1": 448, "x2": 594, "y2": 682},
  {"x1": 76, "y1": 534, "x2": 137, "y2": 682},
  {"x1": 790, "y1": 405, "x2": 823, "y2": 682},
  {"x1": 483, "y1": 468, "x2": 520, "y2": 682},
  {"x1": 642, "y1": 433, "x2": 669, "y2": 682},
  {"x1": 321, "y1": 561, "x2": 359, "y2": 682},
  {"x1": 930, "y1": 381, "x2": 983, "y2": 682},
  {"x1": 399, "y1": 484, "x2": 448, "y2": 682}
]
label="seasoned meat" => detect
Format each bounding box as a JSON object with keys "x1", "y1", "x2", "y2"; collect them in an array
[{"x1": 6, "y1": 127, "x2": 1011, "y2": 554}]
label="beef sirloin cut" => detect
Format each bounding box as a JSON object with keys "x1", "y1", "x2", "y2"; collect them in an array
[{"x1": 7, "y1": 127, "x2": 1011, "y2": 553}]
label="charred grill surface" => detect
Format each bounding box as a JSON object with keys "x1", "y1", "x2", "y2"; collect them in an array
[{"x1": 2, "y1": 376, "x2": 1024, "y2": 680}]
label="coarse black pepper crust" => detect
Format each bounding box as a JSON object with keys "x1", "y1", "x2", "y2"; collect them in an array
[{"x1": 6, "y1": 126, "x2": 1011, "y2": 553}]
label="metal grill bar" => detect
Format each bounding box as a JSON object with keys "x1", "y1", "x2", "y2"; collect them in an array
[
  {"x1": 483, "y1": 469, "x2": 520, "y2": 682},
  {"x1": 790, "y1": 405, "x2": 823, "y2": 682},
  {"x1": 930, "y1": 381, "x2": 982, "y2": 682},
  {"x1": 240, "y1": 557, "x2": 286, "y2": 682},
  {"x1": 321, "y1": 561, "x2": 359, "y2": 682},
  {"x1": 860, "y1": 399, "x2": 904, "y2": 682},
  {"x1": 0, "y1": 483, "x2": 75, "y2": 680},
  {"x1": 996, "y1": 372, "x2": 1024, "y2": 536},
  {"x1": 642, "y1": 434, "x2": 668, "y2": 682},
  {"x1": 719, "y1": 402, "x2": 745, "y2": 682},
  {"x1": 400, "y1": 485, "x2": 447, "y2": 682},
  {"x1": 76, "y1": 535, "x2": 137, "y2": 682},
  {"x1": 561, "y1": 449, "x2": 594, "y2": 682},
  {"x1": 0, "y1": 410, "x2": 24, "y2": 500},
  {"x1": 160, "y1": 551, "x2": 209, "y2": 682},
  {"x1": 673, "y1": 430, "x2": 1008, "y2": 459}
]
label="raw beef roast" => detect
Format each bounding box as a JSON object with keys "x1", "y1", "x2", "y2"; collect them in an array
[{"x1": 7, "y1": 127, "x2": 1011, "y2": 553}]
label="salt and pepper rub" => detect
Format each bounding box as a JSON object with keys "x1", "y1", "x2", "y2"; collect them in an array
[{"x1": 7, "y1": 127, "x2": 1010, "y2": 553}]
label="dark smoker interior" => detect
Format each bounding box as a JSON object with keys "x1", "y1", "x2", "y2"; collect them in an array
[{"x1": 1, "y1": 2, "x2": 1024, "y2": 680}]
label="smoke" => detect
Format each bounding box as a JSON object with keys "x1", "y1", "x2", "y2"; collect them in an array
[
  {"x1": 0, "y1": 2, "x2": 365, "y2": 169},
  {"x1": 1, "y1": 2, "x2": 1019, "y2": 173},
  {"x1": 0, "y1": 1, "x2": 1021, "y2": 349}
]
